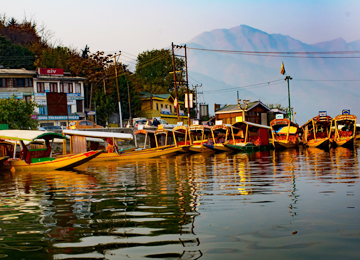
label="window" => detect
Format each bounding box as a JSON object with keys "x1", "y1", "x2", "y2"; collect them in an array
[
  {"x1": 80, "y1": 121, "x2": 87, "y2": 126},
  {"x1": 50, "y1": 83, "x2": 57, "y2": 92},
  {"x1": 67, "y1": 105, "x2": 72, "y2": 114},
  {"x1": 0, "y1": 79, "x2": 3, "y2": 87},
  {"x1": 161, "y1": 104, "x2": 163, "y2": 109},
  {"x1": 156, "y1": 103, "x2": 159, "y2": 110},
  {"x1": 25, "y1": 78, "x2": 33, "y2": 88},
  {"x1": 63, "y1": 83, "x2": 69, "y2": 93},
  {"x1": 37, "y1": 82, "x2": 45, "y2": 93},
  {"x1": 68, "y1": 83, "x2": 73, "y2": 93},
  {"x1": 87, "y1": 121, "x2": 94, "y2": 126},
  {"x1": 60, "y1": 83, "x2": 64, "y2": 93},
  {"x1": 50, "y1": 82, "x2": 57, "y2": 92},
  {"x1": 170, "y1": 105, "x2": 172, "y2": 113},
  {"x1": 39, "y1": 106, "x2": 47, "y2": 115},
  {"x1": 165, "y1": 105, "x2": 168, "y2": 109},
  {"x1": 75, "y1": 83, "x2": 81, "y2": 93},
  {"x1": 15, "y1": 78, "x2": 25, "y2": 87}
]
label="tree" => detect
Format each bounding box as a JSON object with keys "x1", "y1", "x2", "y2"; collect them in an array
[
  {"x1": 0, "y1": 95, "x2": 38, "y2": 129},
  {"x1": 0, "y1": 35, "x2": 35, "y2": 69},
  {"x1": 135, "y1": 49, "x2": 185, "y2": 110}
]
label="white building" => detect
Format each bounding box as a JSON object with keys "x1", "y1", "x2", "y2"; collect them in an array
[{"x1": 0, "y1": 68, "x2": 87, "y2": 127}]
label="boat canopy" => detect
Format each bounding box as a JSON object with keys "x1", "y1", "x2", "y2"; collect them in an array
[
  {"x1": 63, "y1": 130, "x2": 133, "y2": 140},
  {"x1": 270, "y1": 118, "x2": 298, "y2": 127},
  {"x1": 333, "y1": 114, "x2": 357, "y2": 122},
  {"x1": 134, "y1": 129, "x2": 155, "y2": 136},
  {"x1": 301, "y1": 116, "x2": 332, "y2": 128},
  {"x1": 232, "y1": 121, "x2": 271, "y2": 130},
  {"x1": 0, "y1": 130, "x2": 66, "y2": 142}
]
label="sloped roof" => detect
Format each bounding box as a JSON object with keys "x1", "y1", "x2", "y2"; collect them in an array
[
  {"x1": 215, "y1": 101, "x2": 270, "y2": 114},
  {"x1": 141, "y1": 92, "x2": 174, "y2": 101}
]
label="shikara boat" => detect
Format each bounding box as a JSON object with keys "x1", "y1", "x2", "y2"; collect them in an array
[
  {"x1": 355, "y1": 124, "x2": 360, "y2": 140},
  {"x1": 172, "y1": 125, "x2": 191, "y2": 153},
  {"x1": 225, "y1": 121, "x2": 272, "y2": 151},
  {"x1": 188, "y1": 125, "x2": 215, "y2": 153},
  {"x1": 329, "y1": 114, "x2": 357, "y2": 147},
  {"x1": 0, "y1": 130, "x2": 101, "y2": 171},
  {"x1": 203, "y1": 124, "x2": 232, "y2": 152},
  {"x1": 301, "y1": 115, "x2": 332, "y2": 148},
  {"x1": 63, "y1": 129, "x2": 181, "y2": 161},
  {"x1": 270, "y1": 118, "x2": 301, "y2": 149}
]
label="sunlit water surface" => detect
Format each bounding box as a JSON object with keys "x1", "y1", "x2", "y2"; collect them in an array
[{"x1": 0, "y1": 146, "x2": 359, "y2": 259}]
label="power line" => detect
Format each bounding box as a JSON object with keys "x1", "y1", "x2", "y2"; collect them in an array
[
  {"x1": 186, "y1": 47, "x2": 360, "y2": 58},
  {"x1": 202, "y1": 79, "x2": 284, "y2": 93}
]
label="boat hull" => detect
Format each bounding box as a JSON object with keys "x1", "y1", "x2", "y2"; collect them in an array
[
  {"x1": 1, "y1": 150, "x2": 101, "y2": 171},
  {"x1": 272, "y1": 140, "x2": 299, "y2": 149},
  {"x1": 225, "y1": 143, "x2": 272, "y2": 151},
  {"x1": 305, "y1": 138, "x2": 330, "y2": 148},
  {"x1": 90, "y1": 146, "x2": 183, "y2": 161},
  {"x1": 334, "y1": 137, "x2": 355, "y2": 147},
  {"x1": 189, "y1": 145, "x2": 215, "y2": 153},
  {"x1": 203, "y1": 144, "x2": 233, "y2": 152}
]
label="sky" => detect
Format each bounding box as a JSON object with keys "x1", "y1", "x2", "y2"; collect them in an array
[{"x1": 2, "y1": 0, "x2": 360, "y2": 72}]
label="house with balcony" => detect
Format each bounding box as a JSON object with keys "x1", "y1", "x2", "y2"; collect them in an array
[
  {"x1": 214, "y1": 100, "x2": 271, "y2": 125},
  {"x1": 140, "y1": 92, "x2": 187, "y2": 124},
  {"x1": 0, "y1": 68, "x2": 86, "y2": 128}
]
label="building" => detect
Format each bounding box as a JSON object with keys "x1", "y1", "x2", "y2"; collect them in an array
[
  {"x1": 140, "y1": 92, "x2": 188, "y2": 124},
  {"x1": 214, "y1": 101, "x2": 271, "y2": 125},
  {"x1": 0, "y1": 68, "x2": 86, "y2": 128}
]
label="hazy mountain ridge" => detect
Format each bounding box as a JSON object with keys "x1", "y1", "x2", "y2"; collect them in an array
[{"x1": 186, "y1": 25, "x2": 360, "y2": 124}]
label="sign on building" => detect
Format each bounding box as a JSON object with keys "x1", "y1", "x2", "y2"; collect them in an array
[{"x1": 38, "y1": 68, "x2": 64, "y2": 76}]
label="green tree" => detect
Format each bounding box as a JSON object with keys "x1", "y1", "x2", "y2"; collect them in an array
[
  {"x1": 135, "y1": 49, "x2": 185, "y2": 109},
  {"x1": 0, "y1": 35, "x2": 35, "y2": 69},
  {"x1": 0, "y1": 95, "x2": 38, "y2": 129}
]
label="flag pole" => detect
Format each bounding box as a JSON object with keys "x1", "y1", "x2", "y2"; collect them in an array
[{"x1": 281, "y1": 62, "x2": 292, "y2": 121}]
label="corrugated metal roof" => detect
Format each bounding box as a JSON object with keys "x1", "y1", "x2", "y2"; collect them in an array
[{"x1": 0, "y1": 69, "x2": 37, "y2": 75}]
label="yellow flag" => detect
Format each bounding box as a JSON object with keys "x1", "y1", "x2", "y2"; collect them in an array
[{"x1": 281, "y1": 62, "x2": 285, "y2": 75}]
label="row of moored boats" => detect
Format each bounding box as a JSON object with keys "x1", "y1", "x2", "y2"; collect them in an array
[{"x1": 0, "y1": 113, "x2": 357, "y2": 171}]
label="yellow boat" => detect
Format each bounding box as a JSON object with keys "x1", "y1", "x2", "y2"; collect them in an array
[
  {"x1": 225, "y1": 121, "x2": 272, "y2": 151},
  {"x1": 0, "y1": 130, "x2": 101, "y2": 171},
  {"x1": 301, "y1": 115, "x2": 332, "y2": 148},
  {"x1": 188, "y1": 125, "x2": 215, "y2": 153},
  {"x1": 203, "y1": 124, "x2": 233, "y2": 152},
  {"x1": 270, "y1": 118, "x2": 301, "y2": 149},
  {"x1": 172, "y1": 125, "x2": 191, "y2": 153},
  {"x1": 329, "y1": 114, "x2": 356, "y2": 147},
  {"x1": 63, "y1": 129, "x2": 182, "y2": 161}
]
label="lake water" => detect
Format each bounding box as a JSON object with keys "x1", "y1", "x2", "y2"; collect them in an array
[{"x1": 0, "y1": 146, "x2": 359, "y2": 259}]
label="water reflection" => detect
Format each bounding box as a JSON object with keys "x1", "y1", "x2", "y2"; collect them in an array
[{"x1": 0, "y1": 146, "x2": 359, "y2": 259}]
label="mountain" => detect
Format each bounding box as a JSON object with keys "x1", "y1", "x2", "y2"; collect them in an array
[{"x1": 185, "y1": 25, "x2": 360, "y2": 125}]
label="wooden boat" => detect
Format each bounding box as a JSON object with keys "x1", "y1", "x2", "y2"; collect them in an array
[
  {"x1": 172, "y1": 125, "x2": 191, "y2": 153},
  {"x1": 329, "y1": 114, "x2": 357, "y2": 147},
  {"x1": 225, "y1": 121, "x2": 272, "y2": 151},
  {"x1": 355, "y1": 124, "x2": 360, "y2": 140},
  {"x1": 188, "y1": 125, "x2": 215, "y2": 153},
  {"x1": 203, "y1": 124, "x2": 232, "y2": 152},
  {"x1": 301, "y1": 115, "x2": 332, "y2": 148},
  {"x1": 63, "y1": 129, "x2": 181, "y2": 161},
  {"x1": 270, "y1": 118, "x2": 301, "y2": 149},
  {"x1": 0, "y1": 130, "x2": 101, "y2": 171}
]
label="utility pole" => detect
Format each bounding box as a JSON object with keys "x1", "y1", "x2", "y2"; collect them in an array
[
  {"x1": 171, "y1": 42, "x2": 180, "y2": 121},
  {"x1": 194, "y1": 84, "x2": 202, "y2": 119},
  {"x1": 114, "y1": 52, "x2": 123, "y2": 127},
  {"x1": 285, "y1": 76, "x2": 292, "y2": 121},
  {"x1": 127, "y1": 81, "x2": 132, "y2": 126},
  {"x1": 184, "y1": 44, "x2": 191, "y2": 126}
]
